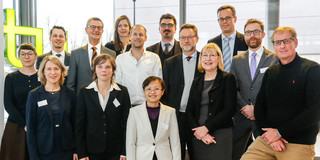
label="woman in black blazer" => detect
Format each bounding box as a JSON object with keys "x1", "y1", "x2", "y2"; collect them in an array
[
  {"x1": 105, "y1": 15, "x2": 132, "y2": 56},
  {"x1": 26, "y1": 55, "x2": 77, "y2": 160},
  {"x1": 75, "y1": 54, "x2": 131, "y2": 160},
  {"x1": 186, "y1": 43, "x2": 237, "y2": 160},
  {"x1": 0, "y1": 44, "x2": 40, "y2": 160}
]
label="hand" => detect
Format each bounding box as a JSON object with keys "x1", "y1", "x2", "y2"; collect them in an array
[
  {"x1": 73, "y1": 154, "x2": 78, "y2": 160},
  {"x1": 120, "y1": 156, "x2": 126, "y2": 160},
  {"x1": 24, "y1": 126, "x2": 27, "y2": 132},
  {"x1": 192, "y1": 126, "x2": 209, "y2": 140},
  {"x1": 80, "y1": 157, "x2": 89, "y2": 160},
  {"x1": 269, "y1": 138, "x2": 288, "y2": 152},
  {"x1": 201, "y1": 134, "x2": 216, "y2": 145},
  {"x1": 262, "y1": 128, "x2": 281, "y2": 144},
  {"x1": 241, "y1": 105, "x2": 254, "y2": 119}
]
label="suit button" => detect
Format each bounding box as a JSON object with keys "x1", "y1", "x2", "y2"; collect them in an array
[
  {"x1": 103, "y1": 115, "x2": 106, "y2": 118},
  {"x1": 103, "y1": 123, "x2": 107, "y2": 126},
  {"x1": 153, "y1": 143, "x2": 155, "y2": 146},
  {"x1": 103, "y1": 131, "x2": 107, "y2": 134},
  {"x1": 208, "y1": 113, "x2": 212, "y2": 116},
  {"x1": 248, "y1": 99, "x2": 251, "y2": 102},
  {"x1": 250, "y1": 87, "x2": 254, "y2": 90},
  {"x1": 210, "y1": 99, "x2": 213, "y2": 103}
]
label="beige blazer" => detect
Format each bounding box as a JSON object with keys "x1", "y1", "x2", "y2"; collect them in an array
[{"x1": 126, "y1": 102, "x2": 181, "y2": 160}]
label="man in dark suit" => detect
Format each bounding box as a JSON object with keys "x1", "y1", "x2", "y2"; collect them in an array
[
  {"x1": 230, "y1": 19, "x2": 278, "y2": 160},
  {"x1": 146, "y1": 13, "x2": 182, "y2": 65},
  {"x1": 208, "y1": 5, "x2": 248, "y2": 72},
  {"x1": 36, "y1": 26, "x2": 71, "y2": 69},
  {"x1": 36, "y1": 26, "x2": 71, "y2": 85},
  {"x1": 67, "y1": 17, "x2": 116, "y2": 94},
  {"x1": 163, "y1": 24, "x2": 201, "y2": 160}
]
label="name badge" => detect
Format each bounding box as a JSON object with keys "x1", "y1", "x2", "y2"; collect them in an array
[
  {"x1": 113, "y1": 98, "x2": 120, "y2": 107},
  {"x1": 37, "y1": 100, "x2": 48, "y2": 107},
  {"x1": 260, "y1": 67, "x2": 269, "y2": 73},
  {"x1": 65, "y1": 66, "x2": 69, "y2": 70}
]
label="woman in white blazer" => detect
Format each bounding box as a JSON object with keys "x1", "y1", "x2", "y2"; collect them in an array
[{"x1": 126, "y1": 76, "x2": 181, "y2": 160}]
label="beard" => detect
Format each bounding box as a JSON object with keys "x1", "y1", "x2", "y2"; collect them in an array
[
  {"x1": 181, "y1": 45, "x2": 194, "y2": 52},
  {"x1": 246, "y1": 37, "x2": 262, "y2": 49}
]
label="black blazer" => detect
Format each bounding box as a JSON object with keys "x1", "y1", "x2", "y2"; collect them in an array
[
  {"x1": 75, "y1": 82, "x2": 131, "y2": 159},
  {"x1": 186, "y1": 69, "x2": 237, "y2": 133},
  {"x1": 26, "y1": 85, "x2": 76, "y2": 159},
  {"x1": 146, "y1": 40, "x2": 182, "y2": 62},
  {"x1": 207, "y1": 31, "x2": 248, "y2": 56},
  {"x1": 162, "y1": 51, "x2": 201, "y2": 111},
  {"x1": 36, "y1": 50, "x2": 71, "y2": 69},
  {"x1": 105, "y1": 41, "x2": 132, "y2": 56}
]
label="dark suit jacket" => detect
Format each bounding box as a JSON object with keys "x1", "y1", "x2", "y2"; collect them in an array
[
  {"x1": 36, "y1": 50, "x2": 71, "y2": 69},
  {"x1": 162, "y1": 51, "x2": 201, "y2": 111},
  {"x1": 146, "y1": 39, "x2": 182, "y2": 63},
  {"x1": 67, "y1": 44, "x2": 116, "y2": 94},
  {"x1": 207, "y1": 31, "x2": 248, "y2": 56},
  {"x1": 105, "y1": 41, "x2": 132, "y2": 56},
  {"x1": 186, "y1": 69, "x2": 237, "y2": 133},
  {"x1": 75, "y1": 82, "x2": 131, "y2": 159},
  {"x1": 230, "y1": 47, "x2": 278, "y2": 114},
  {"x1": 26, "y1": 85, "x2": 76, "y2": 160}
]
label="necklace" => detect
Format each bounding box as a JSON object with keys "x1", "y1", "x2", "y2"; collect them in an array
[{"x1": 48, "y1": 90, "x2": 59, "y2": 94}]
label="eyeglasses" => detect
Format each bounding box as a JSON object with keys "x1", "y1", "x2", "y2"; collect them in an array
[
  {"x1": 144, "y1": 87, "x2": 162, "y2": 92},
  {"x1": 88, "y1": 25, "x2": 103, "y2": 31},
  {"x1": 272, "y1": 37, "x2": 295, "y2": 46},
  {"x1": 244, "y1": 29, "x2": 262, "y2": 36},
  {"x1": 218, "y1": 16, "x2": 233, "y2": 22},
  {"x1": 20, "y1": 52, "x2": 35, "y2": 57},
  {"x1": 202, "y1": 54, "x2": 219, "y2": 59},
  {"x1": 160, "y1": 23, "x2": 175, "y2": 28},
  {"x1": 179, "y1": 35, "x2": 196, "y2": 41}
]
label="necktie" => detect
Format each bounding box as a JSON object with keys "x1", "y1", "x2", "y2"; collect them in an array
[
  {"x1": 223, "y1": 37, "x2": 232, "y2": 72},
  {"x1": 250, "y1": 52, "x2": 257, "y2": 80},
  {"x1": 164, "y1": 43, "x2": 170, "y2": 54},
  {"x1": 186, "y1": 56, "x2": 192, "y2": 61},
  {"x1": 56, "y1": 54, "x2": 61, "y2": 58},
  {"x1": 91, "y1": 47, "x2": 97, "y2": 71}
]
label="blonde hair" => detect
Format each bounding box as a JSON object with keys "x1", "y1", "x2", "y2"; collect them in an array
[
  {"x1": 271, "y1": 26, "x2": 297, "y2": 42},
  {"x1": 198, "y1": 43, "x2": 224, "y2": 73},
  {"x1": 38, "y1": 55, "x2": 67, "y2": 85}
]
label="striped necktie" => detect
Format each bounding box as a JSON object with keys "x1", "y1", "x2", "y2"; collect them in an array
[
  {"x1": 91, "y1": 47, "x2": 97, "y2": 71},
  {"x1": 223, "y1": 37, "x2": 232, "y2": 72}
]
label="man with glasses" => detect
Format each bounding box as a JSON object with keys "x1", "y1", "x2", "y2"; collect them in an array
[
  {"x1": 147, "y1": 13, "x2": 182, "y2": 65},
  {"x1": 67, "y1": 17, "x2": 116, "y2": 94},
  {"x1": 241, "y1": 26, "x2": 320, "y2": 160},
  {"x1": 230, "y1": 19, "x2": 278, "y2": 160},
  {"x1": 162, "y1": 24, "x2": 202, "y2": 160},
  {"x1": 115, "y1": 25, "x2": 162, "y2": 106},
  {"x1": 208, "y1": 5, "x2": 248, "y2": 72}
]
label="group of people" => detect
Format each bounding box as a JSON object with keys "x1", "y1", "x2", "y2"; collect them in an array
[{"x1": 1, "y1": 4, "x2": 320, "y2": 160}]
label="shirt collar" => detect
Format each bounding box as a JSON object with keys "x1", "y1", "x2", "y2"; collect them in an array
[
  {"x1": 161, "y1": 39, "x2": 175, "y2": 48},
  {"x1": 88, "y1": 42, "x2": 101, "y2": 51},
  {"x1": 182, "y1": 50, "x2": 197, "y2": 60},
  {"x1": 85, "y1": 80, "x2": 121, "y2": 92},
  {"x1": 52, "y1": 50, "x2": 65, "y2": 57},
  {"x1": 222, "y1": 31, "x2": 236, "y2": 40},
  {"x1": 248, "y1": 46, "x2": 264, "y2": 57}
]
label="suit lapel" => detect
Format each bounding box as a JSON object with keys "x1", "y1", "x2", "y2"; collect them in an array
[
  {"x1": 59, "y1": 86, "x2": 67, "y2": 122},
  {"x1": 173, "y1": 40, "x2": 181, "y2": 55},
  {"x1": 140, "y1": 103, "x2": 155, "y2": 141},
  {"x1": 156, "y1": 43, "x2": 161, "y2": 55},
  {"x1": 64, "y1": 51, "x2": 70, "y2": 66},
  {"x1": 82, "y1": 45, "x2": 91, "y2": 72},
  {"x1": 88, "y1": 89, "x2": 104, "y2": 112},
  {"x1": 105, "y1": 89, "x2": 119, "y2": 110},
  {"x1": 233, "y1": 32, "x2": 241, "y2": 56},
  {"x1": 177, "y1": 55, "x2": 184, "y2": 83},
  {"x1": 253, "y1": 49, "x2": 268, "y2": 81},
  {"x1": 155, "y1": 104, "x2": 167, "y2": 142},
  {"x1": 243, "y1": 51, "x2": 252, "y2": 82},
  {"x1": 194, "y1": 51, "x2": 201, "y2": 78}
]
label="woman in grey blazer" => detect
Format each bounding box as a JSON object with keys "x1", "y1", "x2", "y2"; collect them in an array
[{"x1": 126, "y1": 76, "x2": 181, "y2": 160}]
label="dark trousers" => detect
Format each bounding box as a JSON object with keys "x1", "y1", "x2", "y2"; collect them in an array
[
  {"x1": 177, "y1": 112, "x2": 194, "y2": 160},
  {"x1": 89, "y1": 152, "x2": 120, "y2": 160},
  {"x1": 232, "y1": 113, "x2": 259, "y2": 160}
]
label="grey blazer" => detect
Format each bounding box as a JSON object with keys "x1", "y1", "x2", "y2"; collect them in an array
[
  {"x1": 67, "y1": 44, "x2": 116, "y2": 94},
  {"x1": 230, "y1": 47, "x2": 278, "y2": 112}
]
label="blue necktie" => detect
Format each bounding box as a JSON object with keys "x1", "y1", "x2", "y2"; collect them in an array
[{"x1": 223, "y1": 37, "x2": 232, "y2": 72}]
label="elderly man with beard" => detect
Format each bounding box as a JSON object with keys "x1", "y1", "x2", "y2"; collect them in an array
[
  {"x1": 115, "y1": 25, "x2": 162, "y2": 107},
  {"x1": 147, "y1": 13, "x2": 182, "y2": 65},
  {"x1": 230, "y1": 19, "x2": 278, "y2": 160},
  {"x1": 162, "y1": 24, "x2": 202, "y2": 160}
]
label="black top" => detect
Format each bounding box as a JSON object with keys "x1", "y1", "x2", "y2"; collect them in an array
[
  {"x1": 255, "y1": 54, "x2": 320, "y2": 145},
  {"x1": 105, "y1": 41, "x2": 131, "y2": 56},
  {"x1": 4, "y1": 70, "x2": 41, "y2": 127},
  {"x1": 45, "y1": 90, "x2": 62, "y2": 125}
]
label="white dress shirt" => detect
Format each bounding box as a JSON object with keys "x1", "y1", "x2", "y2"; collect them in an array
[
  {"x1": 115, "y1": 50, "x2": 162, "y2": 105},
  {"x1": 161, "y1": 39, "x2": 175, "y2": 52},
  {"x1": 88, "y1": 42, "x2": 101, "y2": 66},
  {"x1": 248, "y1": 46, "x2": 264, "y2": 68},
  {"x1": 52, "y1": 50, "x2": 65, "y2": 64}
]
